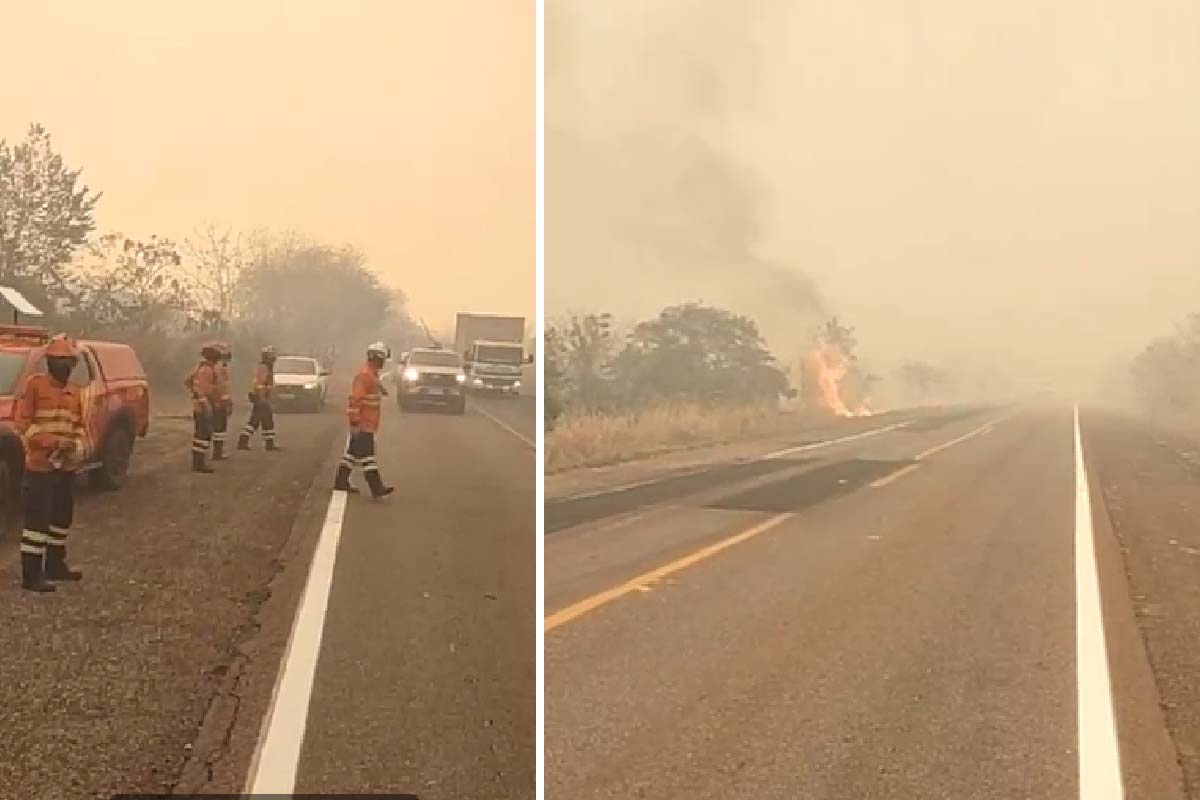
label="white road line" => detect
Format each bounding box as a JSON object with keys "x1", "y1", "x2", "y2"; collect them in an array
[
  {"x1": 1074, "y1": 404, "x2": 1125, "y2": 799},
  {"x1": 244, "y1": 490, "x2": 349, "y2": 795},
  {"x1": 913, "y1": 418, "x2": 997, "y2": 461},
  {"x1": 761, "y1": 420, "x2": 911, "y2": 460},
  {"x1": 552, "y1": 420, "x2": 914, "y2": 504},
  {"x1": 869, "y1": 463, "x2": 921, "y2": 488},
  {"x1": 475, "y1": 404, "x2": 536, "y2": 450}
]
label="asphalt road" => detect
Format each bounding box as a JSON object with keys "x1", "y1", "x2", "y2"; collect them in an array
[
  {"x1": 0, "y1": 380, "x2": 534, "y2": 799},
  {"x1": 216, "y1": 390, "x2": 537, "y2": 799},
  {"x1": 545, "y1": 405, "x2": 1194, "y2": 799}
]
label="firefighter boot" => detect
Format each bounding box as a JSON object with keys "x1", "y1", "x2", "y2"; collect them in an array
[
  {"x1": 21, "y1": 553, "x2": 55, "y2": 593},
  {"x1": 237, "y1": 434, "x2": 251, "y2": 451},
  {"x1": 266, "y1": 438, "x2": 282, "y2": 452},
  {"x1": 212, "y1": 440, "x2": 227, "y2": 461},
  {"x1": 333, "y1": 465, "x2": 360, "y2": 494},
  {"x1": 192, "y1": 451, "x2": 214, "y2": 474},
  {"x1": 45, "y1": 545, "x2": 82, "y2": 581},
  {"x1": 365, "y1": 470, "x2": 394, "y2": 500}
]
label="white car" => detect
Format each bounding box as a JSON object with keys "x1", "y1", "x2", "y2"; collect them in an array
[
  {"x1": 272, "y1": 355, "x2": 330, "y2": 412},
  {"x1": 395, "y1": 348, "x2": 467, "y2": 415}
]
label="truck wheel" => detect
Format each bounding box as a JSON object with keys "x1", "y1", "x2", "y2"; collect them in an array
[{"x1": 93, "y1": 427, "x2": 133, "y2": 491}]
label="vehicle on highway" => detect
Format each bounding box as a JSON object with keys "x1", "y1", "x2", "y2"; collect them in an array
[
  {"x1": 455, "y1": 312, "x2": 531, "y2": 397},
  {"x1": 272, "y1": 355, "x2": 330, "y2": 412},
  {"x1": 395, "y1": 348, "x2": 468, "y2": 414},
  {"x1": 0, "y1": 325, "x2": 150, "y2": 511}
]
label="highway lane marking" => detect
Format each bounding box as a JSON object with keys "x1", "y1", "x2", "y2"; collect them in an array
[
  {"x1": 475, "y1": 404, "x2": 536, "y2": 450},
  {"x1": 762, "y1": 420, "x2": 911, "y2": 460},
  {"x1": 869, "y1": 463, "x2": 921, "y2": 488},
  {"x1": 552, "y1": 419, "x2": 916, "y2": 505},
  {"x1": 869, "y1": 413, "x2": 1016, "y2": 488},
  {"x1": 912, "y1": 416, "x2": 1004, "y2": 461},
  {"x1": 547, "y1": 413, "x2": 1013, "y2": 628},
  {"x1": 544, "y1": 512, "x2": 793, "y2": 632},
  {"x1": 1074, "y1": 404, "x2": 1125, "y2": 798},
  {"x1": 244, "y1": 490, "x2": 349, "y2": 796}
]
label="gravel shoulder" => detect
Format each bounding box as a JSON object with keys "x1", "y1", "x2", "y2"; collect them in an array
[{"x1": 0, "y1": 400, "x2": 341, "y2": 799}]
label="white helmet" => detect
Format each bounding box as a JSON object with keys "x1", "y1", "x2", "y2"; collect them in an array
[{"x1": 366, "y1": 341, "x2": 391, "y2": 361}]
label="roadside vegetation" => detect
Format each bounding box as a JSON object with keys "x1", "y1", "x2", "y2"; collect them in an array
[
  {"x1": 0, "y1": 122, "x2": 425, "y2": 392},
  {"x1": 1130, "y1": 313, "x2": 1200, "y2": 418},
  {"x1": 544, "y1": 304, "x2": 876, "y2": 471}
]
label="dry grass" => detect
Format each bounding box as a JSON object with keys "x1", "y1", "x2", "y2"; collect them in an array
[{"x1": 546, "y1": 402, "x2": 807, "y2": 473}]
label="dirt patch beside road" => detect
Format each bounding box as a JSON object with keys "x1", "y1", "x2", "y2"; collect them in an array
[{"x1": 0, "y1": 403, "x2": 341, "y2": 799}]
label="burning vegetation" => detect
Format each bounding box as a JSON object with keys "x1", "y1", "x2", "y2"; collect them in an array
[{"x1": 798, "y1": 319, "x2": 872, "y2": 418}]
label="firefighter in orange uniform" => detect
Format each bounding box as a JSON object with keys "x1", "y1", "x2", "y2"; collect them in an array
[
  {"x1": 333, "y1": 341, "x2": 394, "y2": 498},
  {"x1": 15, "y1": 334, "x2": 85, "y2": 592},
  {"x1": 238, "y1": 346, "x2": 281, "y2": 451},
  {"x1": 212, "y1": 342, "x2": 233, "y2": 460},
  {"x1": 189, "y1": 343, "x2": 222, "y2": 473}
]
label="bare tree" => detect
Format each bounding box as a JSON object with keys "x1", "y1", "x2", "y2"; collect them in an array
[{"x1": 183, "y1": 225, "x2": 248, "y2": 332}]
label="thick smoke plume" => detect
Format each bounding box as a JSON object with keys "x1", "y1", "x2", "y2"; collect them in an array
[{"x1": 547, "y1": 0, "x2": 825, "y2": 362}]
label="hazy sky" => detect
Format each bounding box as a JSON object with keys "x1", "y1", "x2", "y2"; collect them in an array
[
  {"x1": 1, "y1": 0, "x2": 533, "y2": 331},
  {"x1": 548, "y1": 0, "x2": 1200, "y2": 391}
]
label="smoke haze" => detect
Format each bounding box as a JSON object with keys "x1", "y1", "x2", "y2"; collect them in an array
[
  {"x1": 547, "y1": 0, "x2": 1200, "y2": 398},
  {"x1": 0, "y1": 0, "x2": 534, "y2": 330}
]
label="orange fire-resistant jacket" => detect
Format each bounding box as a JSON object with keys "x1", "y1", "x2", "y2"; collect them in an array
[
  {"x1": 347, "y1": 364, "x2": 383, "y2": 433},
  {"x1": 216, "y1": 362, "x2": 232, "y2": 409},
  {"x1": 15, "y1": 373, "x2": 84, "y2": 473},
  {"x1": 189, "y1": 361, "x2": 220, "y2": 415},
  {"x1": 250, "y1": 364, "x2": 273, "y2": 403}
]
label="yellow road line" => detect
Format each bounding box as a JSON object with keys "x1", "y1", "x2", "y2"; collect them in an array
[
  {"x1": 544, "y1": 513, "x2": 793, "y2": 632},
  {"x1": 547, "y1": 411, "x2": 1020, "y2": 630}
]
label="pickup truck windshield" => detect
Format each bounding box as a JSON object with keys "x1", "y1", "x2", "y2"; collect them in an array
[
  {"x1": 275, "y1": 357, "x2": 317, "y2": 375},
  {"x1": 476, "y1": 345, "x2": 522, "y2": 365},
  {"x1": 409, "y1": 351, "x2": 461, "y2": 368},
  {"x1": 0, "y1": 351, "x2": 27, "y2": 394}
]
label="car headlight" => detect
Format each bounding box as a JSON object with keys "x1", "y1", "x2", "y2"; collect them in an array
[
  {"x1": 513, "y1": 381, "x2": 521, "y2": 388},
  {"x1": 456, "y1": 373, "x2": 466, "y2": 383},
  {"x1": 473, "y1": 377, "x2": 483, "y2": 385},
  {"x1": 303, "y1": 382, "x2": 318, "y2": 390},
  {"x1": 404, "y1": 368, "x2": 419, "y2": 382}
]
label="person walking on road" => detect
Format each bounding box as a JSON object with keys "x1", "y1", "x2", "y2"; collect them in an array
[
  {"x1": 15, "y1": 334, "x2": 86, "y2": 592},
  {"x1": 188, "y1": 343, "x2": 223, "y2": 474},
  {"x1": 333, "y1": 341, "x2": 395, "y2": 499},
  {"x1": 238, "y1": 345, "x2": 282, "y2": 451},
  {"x1": 212, "y1": 342, "x2": 233, "y2": 461}
]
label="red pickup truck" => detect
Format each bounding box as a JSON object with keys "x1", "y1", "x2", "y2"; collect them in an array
[{"x1": 0, "y1": 326, "x2": 150, "y2": 511}]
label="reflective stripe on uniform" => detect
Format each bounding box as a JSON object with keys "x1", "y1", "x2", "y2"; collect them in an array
[
  {"x1": 21, "y1": 529, "x2": 47, "y2": 554},
  {"x1": 46, "y1": 530, "x2": 67, "y2": 546},
  {"x1": 24, "y1": 421, "x2": 80, "y2": 437}
]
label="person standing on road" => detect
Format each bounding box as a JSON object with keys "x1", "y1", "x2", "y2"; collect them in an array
[
  {"x1": 238, "y1": 346, "x2": 282, "y2": 452},
  {"x1": 333, "y1": 341, "x2": 395, "y2": 499},
  {"x1": 14, "y1": 334, "x2": 86, "y2": 592},
  {"x1": 188, "y1": 343, "x2": 223, "y2": 474},
  {"x1": 212, "y1": 342, "x2": 233, "y2": 461}
]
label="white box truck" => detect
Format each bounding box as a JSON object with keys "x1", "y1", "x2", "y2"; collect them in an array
[{"x1": 455, "y1": 313, "x2": 529, "y2": 396}]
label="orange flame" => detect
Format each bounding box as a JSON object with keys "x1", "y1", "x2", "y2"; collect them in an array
[{"x1": 802, "y1": 338, "x2": 871, "y2": 417}]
